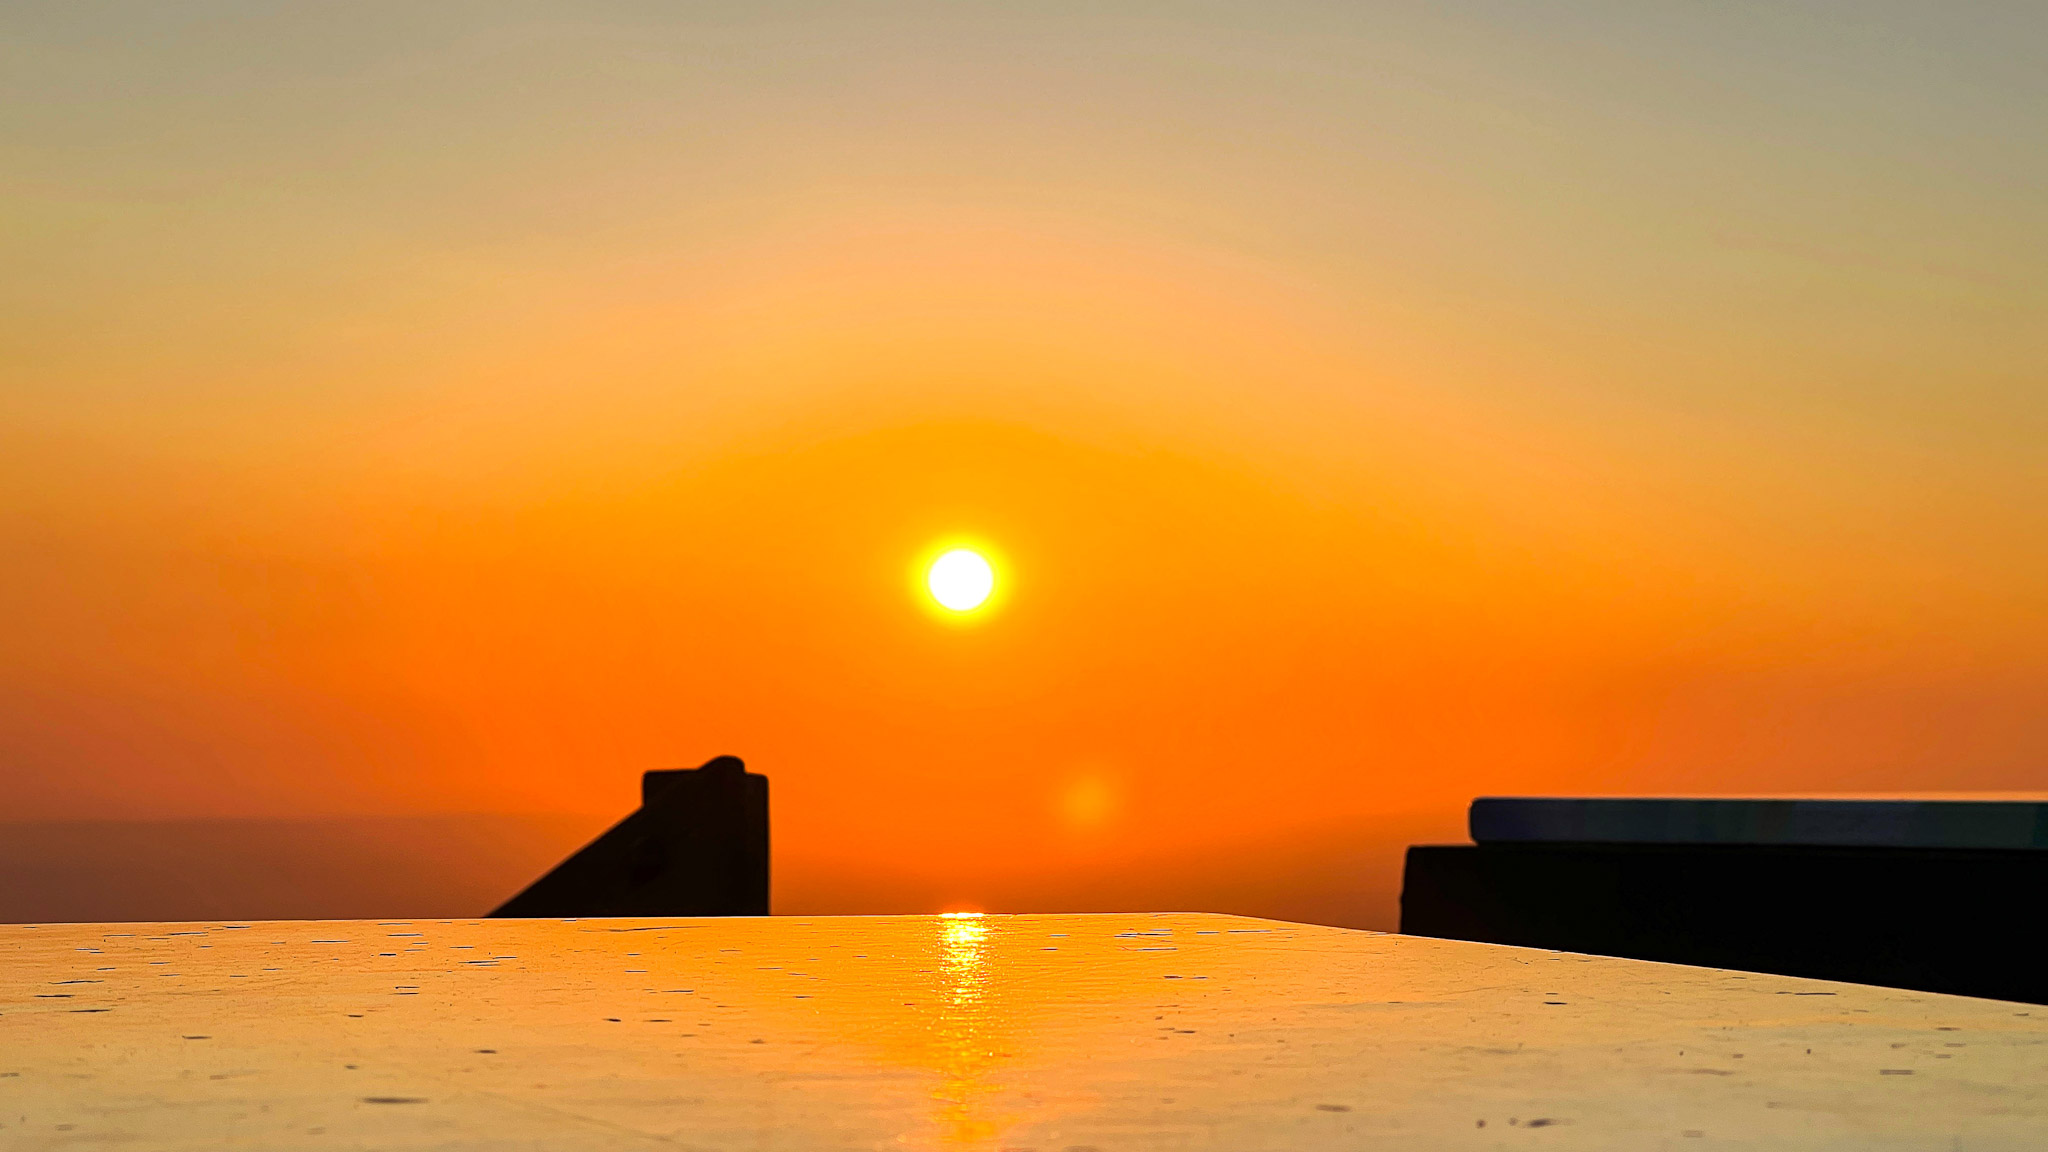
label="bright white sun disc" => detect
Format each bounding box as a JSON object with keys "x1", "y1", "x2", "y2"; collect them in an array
[{"x1": 927, "y1": 549, "x2": 995, "y2": 612}]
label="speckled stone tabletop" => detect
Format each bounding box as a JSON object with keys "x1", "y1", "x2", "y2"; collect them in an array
[{"x1": 3, "y1": 913, "x2": 2044, "y2": 1149}]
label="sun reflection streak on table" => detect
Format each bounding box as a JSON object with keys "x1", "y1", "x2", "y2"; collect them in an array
[{"x1": 933, "y1": 912, "x2": 1003, "y2": 1148}]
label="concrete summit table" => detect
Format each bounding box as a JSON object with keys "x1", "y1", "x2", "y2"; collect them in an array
[{"x1": 3, "y1": 914, "x2": 2045, "y2": 1149}]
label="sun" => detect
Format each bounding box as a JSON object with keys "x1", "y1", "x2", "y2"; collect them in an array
[{"x1": 926, "y1": 548, "x2": 995, "y2": 612}]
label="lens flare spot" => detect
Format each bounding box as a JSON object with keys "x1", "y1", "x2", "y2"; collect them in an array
[
  {"x1": 927, "y1": 549, "x2": 995, "y2": 612},
  {"x1": 1060, "y1": 775, "x2": 1121, "y2": 832}
]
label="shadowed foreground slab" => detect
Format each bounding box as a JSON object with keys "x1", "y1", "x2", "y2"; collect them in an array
[{"x1": 3, "y1": 914, "x2": 2045, "y2": 1149}]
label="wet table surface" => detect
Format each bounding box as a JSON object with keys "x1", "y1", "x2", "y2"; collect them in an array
[{"x1": 2, "y1": 913, "x2": 2045, "y2": 1150}]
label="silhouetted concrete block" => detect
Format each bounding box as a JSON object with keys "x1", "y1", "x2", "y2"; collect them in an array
[
  {"x1": 489, "y1": 755, "x2": 768, "y2": 917},
  {"x1": 1469, "y1": 795, "x2": 2048, "y2": 850},
  {"x1": 1403, "y1": 797, "x2": 2048, "y2": 1004}
]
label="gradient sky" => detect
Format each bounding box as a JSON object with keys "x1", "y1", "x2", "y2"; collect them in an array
[{"x1": 4, "y1": 2, "x2": 2044, "y2": 910}]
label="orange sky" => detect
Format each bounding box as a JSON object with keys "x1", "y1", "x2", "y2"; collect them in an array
[{"x1": 2, "y1": 3, "x2": 2044, "y2": 915}]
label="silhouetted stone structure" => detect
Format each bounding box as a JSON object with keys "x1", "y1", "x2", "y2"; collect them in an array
[
  {"x1": 1402, "y1": 796, "x2": 2048, "y2": 1004},
  {"x1": 489, "y1": 755, "x2": 769, "y2": 918}
]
